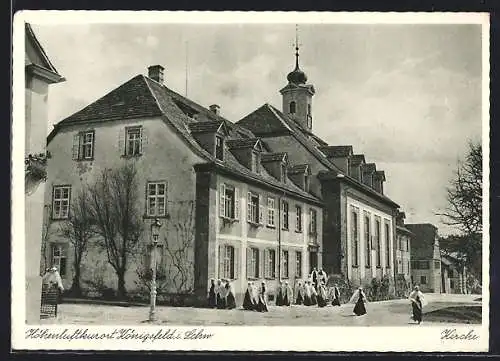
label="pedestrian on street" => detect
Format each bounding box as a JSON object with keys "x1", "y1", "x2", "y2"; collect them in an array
[
  {"x1": 207, "y1": 279, "x2": 217, "y2": 308},
  {"x1": 349, "y1": 286, "x2": 367, "y2": 316},
  {"x1": 311, "y1": 268, "x2": 319, "y2": 291},
  {"x1": 295, "y1": 281, "x2": 304, "y2": 305},
  {"x1": 331, "y1": 283, "x2": 341, "y2": 306},
  {"x1": 283, "y1": 281, "x2": 293, "y2": 306},
  {"x1": 317, "y1": 281, "x2": 327, "y2": 308},
  {"x1": 257, "y1": 281, "x2": 268, "y2": 312},
  {"x1": 225, "y1": 281, "x2": 236, "y2": 309},
  {"x1": 310, "y1": 282, "x2": 318, "y2": 305},
  {"x1": 275, "y1": 281, "x2": 284, "y2": 306},
  {"x1": 243, "y1": 282, "x2": 257, "y2": 311},
  {"x1": 409, "y1": 285, "x2": 427, "y2": 324}
]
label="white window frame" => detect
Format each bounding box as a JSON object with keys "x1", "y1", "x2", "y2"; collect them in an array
[
  {"x1": 309, "y1": 208, "x2": 317, "y2": 235},
  {"x1": 249, "y1": 247, "x2": 259, "y2": 278},
  {"x1": 266, "y1": 249, "x2": 276, "y2": 279},
  {"x1": 385, "y1": 223, "x2": 391, "y2": 268},
  {"x1": 247, "y1": 192, "x2": 260, "y2": 224},
  {"x1": 375, "y1": 218, "x2": 381, "y2": 267},
  {"x1": 364, "y1": 213, "x2": 371, "y2": 267},
  {"x1": 351, "y1": 208, "x2": 359, "y2": 267},
  {"x1": 267, "y1": 197, "x2": 276, "y2": 227},
  {"x1": 215, "y1": 135, "x2": 224, "y2": 161},
  {"x1": 80, "y1": 131, "x2": 94, "y2": 159},
  {"x1": 146, "y1": 182, "x2": 167, "y2": 217},
  {"x1": 51, "y1": 243, "x2": 68, "y2": 277},
  {"x1": 223, "y1": 245, "x2": 235, "y2": 279},
  {"x1": 282, "y1": 250, "x2": 289, "y2": 278},
  {"x1": 52, "y1": 185, "x2": 71, "y2": 220},
  {"x1": 282, "y1": 200, "x2": 289, "y2": 230},
  {"x1": 295, "y1": 251, "x2": 302, "y2": 278},
  {"x1": 295, "y1": 205, "x2": 302, "y2": 232},
  {"x1": 126, "y1": 126, "x2": 142, "y2": 156}
]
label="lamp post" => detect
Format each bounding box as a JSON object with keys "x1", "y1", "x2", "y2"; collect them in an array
[{"x1": 149, "y1": 218, "x2": 162, "y2": 322}]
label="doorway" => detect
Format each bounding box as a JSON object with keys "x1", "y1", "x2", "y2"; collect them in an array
[{"x1": 309, "y1": 251, "x2": 318, "y2": 273}]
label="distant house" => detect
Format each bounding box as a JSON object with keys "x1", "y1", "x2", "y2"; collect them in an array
[
  {"x1": 25, "y1": 23, "x2": 65, "y2": 322},
  {"x1": 395, "y1": 212, "x2": 413, "y2": 295},
  {"x1": 406, "y1": 223, "x2": 442, "y2": 293},
  {"x1": 441, "y1": 252, "x2": 467, "y2": 294}
]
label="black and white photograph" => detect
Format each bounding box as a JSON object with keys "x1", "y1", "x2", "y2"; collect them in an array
[{"x1": 14, "y1": 11, "x2": 489, "y2": 351}]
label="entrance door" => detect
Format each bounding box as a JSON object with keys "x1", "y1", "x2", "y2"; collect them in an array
[{"x1": 309, "y1": 251, "x2": 318, "y2": 273}]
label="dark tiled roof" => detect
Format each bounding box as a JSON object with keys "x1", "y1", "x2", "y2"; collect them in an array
[
  {"x1": 188, "y1": 121, "x2": 223, "y2": 134},
  {"x1": 261, "y1": 152, "x2": 287, "y2": 163},
  {"x1": 362, "y1": 163, "x2": 377, "y2": 173},
  {"x1": 350, "y1": 154, "x2": 366, "y2": 165},
  {"x1": 237, "y1": 104, "x2": 291, "y2": 135},
  {"x1": 226, "y1": 138, "x2": 260, "y2": 149},
  {"x1": 288, "y1": 164, "x2": 310, "y2": 174},
  {"x1": 318, "y1": 145, "x2": 353, "y2": 158}
]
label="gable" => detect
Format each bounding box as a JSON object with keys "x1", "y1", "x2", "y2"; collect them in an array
[{"x1": 25, "y1": 23, "x2": 60, "y2": 74}]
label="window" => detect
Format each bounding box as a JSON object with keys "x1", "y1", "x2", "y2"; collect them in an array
[
  {"x1": 265, "y1": 249, "x2": 276, "y2": 278},
  {"x1": 450, "y1": 279, "x2": 455, "y2": 289},
  {"x1": 220, "y1": 184, "x2": 239, "y2": 219},
  {"x1": 289, "y1": 101, "x2": 296, "y2": 114},
  {"x1": 267, "y1": 197, "x2": 276, "y2": 227},
  {"x1": 420, "y1": 275, "x2": 427, "y2": 285},
  {"x1": 51, "y1": 244, "x2": 67, "y2": 277},
  {"x1": 247, "y1": 192, "x2": 261, "y2": 224},
  {"x1": 295, "y1": 251, "x2": 302, "y2": 278},
  {"x1": 251, "y1": 151, "x2": 260, "y2": 173},
  {"x1": 215, "y1": 135, "x2": 224, "y2": 161},
  {"x1": 282, "y1": 250, "x2": 289, "y2": 278},
  {"x1": 364, "y1": 215, "x2": 371, "y2": 267},
  {"x1": 222, "y1": 245, "x2": 235, "y2": 279},
  {"x1": 309, "y1": 208, "x2": 317, "y2": 235},
  {"x1": 247, "y1": 247, "x2": 259, "y2": 278},
  {"x1": 72, "y1": 131, "x2": 95, "y2": 160},
  {"x1": 282, "y1": 201, "x2": 289, "y2": 230},
  {"x1": 126, "y1": 127, "x2": 142, "y2": 156},
  {"x1": 146, "y1": 182, "x2": 167, "y2": 217},
  {"x1": 434, "y1": 260, "x2": 441, "y2": 269},
  {"x1": 295, "y1": 205, "x2": 302, "y2": 232},
  {"x1": 52, "y1": 185, "x2": 71, "y2": 219},
  {"x1": 351, "y1": 209, "x2": 359, "y2": 266},
  {"x1": 385, "y1": 223, "x2": 391, "y2": 268},
  {"x1": 375, "y1": 219, "x2": 381, "y2": 267},
  {"x1": 413, "y1": 260, "x2": 430, "y2": 270}
]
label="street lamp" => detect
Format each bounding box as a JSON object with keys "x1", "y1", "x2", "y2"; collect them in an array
[{"x1": 149, "y1": 218, "x2": 162, "y2": 322}]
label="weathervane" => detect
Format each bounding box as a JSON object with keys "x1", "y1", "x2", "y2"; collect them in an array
[{"x1": 293, "y1": 24, "x2": 302, "y2": 68}]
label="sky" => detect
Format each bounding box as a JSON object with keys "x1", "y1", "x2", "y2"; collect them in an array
[{"x1": 31, "y1": 21, "x2": 484, "y2": 235}]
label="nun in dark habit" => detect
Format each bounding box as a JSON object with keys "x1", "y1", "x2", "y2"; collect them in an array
[
  {"x1": 303, "y1": 281, "x2": 312, "y2": 306},
  {"x1": 409, "y1": 285, "x2": 427, "y2": 324},
  {"x1": 295, "y1": 281, "x2": 304, "y2": 305},
  {"x1": 275, "y1": 281, "x2": 284, "y2": 306},
  {"x1": 243, "y1": 282, "x2": 256, "y2": 311},
  {"x1": 216, "y1": 279, "x2": 226, "y2": 309},
  {"x1": 310, "y1": 282, "x2": 318, "y2": 305},
  {"x1": 331, "y1": 283, "x2": 341, "y2": 307},
  {"x1": 283, "y1": 281, "x2": 293, "y2": 306},
  {"x1": 225, "y1": 280, "x2": 236, "y2": 309},
  {"x1": 317, "y1": 281, "x2": 328, "y2": 308},
  {"x1": 349, "y1": 287, "x2": 368, "y2": 316},
  {"x1": 208, "y1": 279, "x2": 217, "y2": 308},
  {"x1": 257, "y1": 281, "x2": 269, "y2": 312}
]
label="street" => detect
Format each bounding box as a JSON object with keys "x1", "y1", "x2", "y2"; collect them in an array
[{"x1": 39, "y1": 293, "x2": 481, "y2": 326}]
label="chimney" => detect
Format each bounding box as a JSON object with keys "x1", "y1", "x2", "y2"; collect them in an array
[
  {"x1": 148, "y1": 65, "x2": 164, "y2": 84},
  {"x1": 209, "y1": 104, "x2": 220, "y2": 116}
]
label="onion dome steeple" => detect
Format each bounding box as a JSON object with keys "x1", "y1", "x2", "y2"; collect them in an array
[{"x1": 287, "y1": 26, "x2": 308, "y2": 85}]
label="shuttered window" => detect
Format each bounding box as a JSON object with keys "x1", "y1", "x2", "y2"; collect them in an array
[
  {"x1": 246, "y1": 247, "x2": 259, "y2": 279},
  {"x1": 218, "y1": 244, "x2": 238, "y2": 280}
]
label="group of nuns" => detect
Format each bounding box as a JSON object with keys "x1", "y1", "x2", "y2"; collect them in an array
[{"x1": 207, "y1": 279, "x2": 237, "y2": 310}]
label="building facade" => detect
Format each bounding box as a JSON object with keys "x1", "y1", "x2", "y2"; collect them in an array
[
  {"x1": 407, "y1": 223, "x2": 442, "y2": 293},
  {"x1": 237, "y1": 49, "x2": 400, "y2": 288},
  {"x1": 24, "y1": 23, "x2": 65, "y2": 323},
  {"x1": 44, "y1": 65, "x2": 322, "y2": 304},
  {"x1": 441, "y1": 253, "x2": 467, "y2": 294},
  {"x1": 395, "y1": 212, "x2": 412, "y2": 295}
]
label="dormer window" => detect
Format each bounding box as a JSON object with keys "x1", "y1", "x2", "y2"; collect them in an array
[
  {"x1": 251, "y1": 151, "x2": 260, "y2": 173},
  {"x1": 304, "y1": 173, "x2": 310, "y2": 191},
  {"x1": 307, "y1": 104, "x2": 311, "y2": 116},
  {"x1": 289, "y1": 101, "x2": 296, "y2": 114},
  {"x1": 215, "y1": 135, "x2": 224, "y2": 161},
  {"x1": 281, "y1": 163, "x2": 287, "y2": 183}
]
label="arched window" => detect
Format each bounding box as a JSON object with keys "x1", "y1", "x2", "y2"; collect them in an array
[{"x1": 289, "y1": 101, "x2": 296, "y2": 114}]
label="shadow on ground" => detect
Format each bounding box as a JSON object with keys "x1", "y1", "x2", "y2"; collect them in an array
[{"x1": 423, "y1": 305, "x2": 481, "y2": 324}]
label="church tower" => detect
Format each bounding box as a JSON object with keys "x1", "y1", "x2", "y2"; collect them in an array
[{"x1": 280, "y1": 25, "x2": 316, "y2": 130}]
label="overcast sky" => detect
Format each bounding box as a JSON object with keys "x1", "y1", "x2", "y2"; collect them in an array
[{"x1": 32, "y1": 22, "x2": 484, "y2": 235}]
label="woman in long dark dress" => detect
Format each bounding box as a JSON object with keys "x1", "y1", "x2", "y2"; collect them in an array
[
  {"x1": 351, "y1": 287, "x2": 367, "y2": 316},
  {"x1": 225, "y1": 281, "x2": 236, "y2": 309},
  {"x1": 295, "y1": 282, "x2": 304, "y2": 305},
  {"x1": 257, "y1": 281, "x2": 269, "y2": 312},
  {"x1": 303, "y1": 281, "x2": 312, "y2": 306},
  {"x1": 216, "y1": 279, "x2": 226, "y2": 309},
  {"x1": 208, "y1": 279, "x2": 217, "y2": 308},
  {"x1": 331, "y1": 283, "x2": 341, "y2": 306},
  {"x1": 310, "y1": 282, "x2": 318, "y2": 305},
  {"x1": 243, "y1": 282, "x2": 256, "y2": 310},
  {"x1": 275, "y1": 281, "x2": 284, "y2": 306},
  {"x1": 283, "y1": 281, "x2": 293, "y2": 306},
  {"x1": 317, "y1": 282, "x2": 327, "y2": 307},
  {"x1": 409, "y1": 285, "x2": 426, "y2": 324}
]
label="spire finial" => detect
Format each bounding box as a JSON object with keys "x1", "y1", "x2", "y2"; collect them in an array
[
  {"x1": 287, "y1": 24, "x2": 307, "y2": 85},
  {"x1": 294, "y1": 24, "x2": 300, "y2": 69}
]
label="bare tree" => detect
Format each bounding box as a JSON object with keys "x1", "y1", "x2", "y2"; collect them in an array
[
  {"x1": 438, "y1": 141, "x2": 482, "y2": 279},
  {"x1": 59, "y1": 185, "x2": 94, "y2": 296},
  {"x1": 87, "y1": 163, "x2": 143, "y2": 299},
  {"x1": 163, "y1": 200, "x2": 195, "y2": 294}
]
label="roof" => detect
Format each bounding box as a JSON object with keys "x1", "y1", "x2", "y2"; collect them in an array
[
  {"x1": 288, "y1": 164, "x2": 310, "y2": 174},
  {"x1": 318, "y1": 145, "x2": 353, "y2": 158},
  {"x1": 396, "y1": 225, "x2": 414, "y2": 236},
  {"x1": 238, "y1": 103, "x2": 400, "y2": 208},
  {"x1": 48, "y1": 73, "x2": 319, "y2": 204},
  {"x1": 362, "y1": 163, "x2": 377, "y2": 173},
  {"x1": 350, "y1": 154, "x2": 366, "y2": 165},
  {"x1": 226, "y1": 138, "x2": 261, "y2": 150}
]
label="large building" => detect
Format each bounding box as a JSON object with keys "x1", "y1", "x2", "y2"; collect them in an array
[
  {"x1": 43, "y1": 43, "x2": 404, "y2": 303},
  {"x1": 394, "y1": 212, "x2": 413, "y2": 295},
  {"x1": 237, "y1": 48, "x2": 400, "y2": 288},
  {"x1": 44, "y1": 64, "x2": 323, "y2": 304},
  {"x1": 25, "y1": 23, "x2": 65, "y2": 322},
  {"x1": 406, "y1": 223, "x2": 442, "y2": 293}
]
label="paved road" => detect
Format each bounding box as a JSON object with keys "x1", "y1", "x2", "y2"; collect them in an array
[{"x1": 39, "y1": 293, "x2": 481, "y2": 326}]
